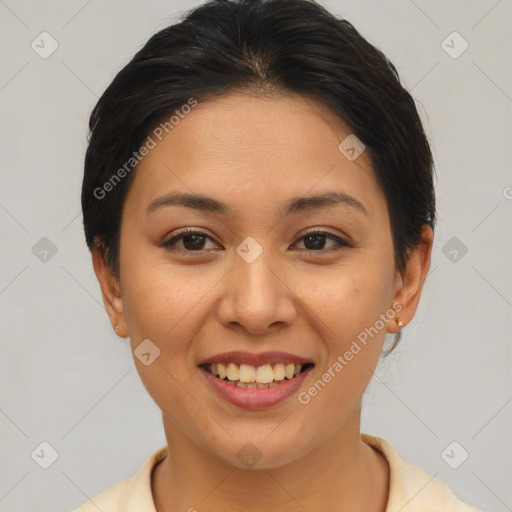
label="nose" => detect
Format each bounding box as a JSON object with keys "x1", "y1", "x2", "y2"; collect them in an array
[{"x1": 216, "y1": 247, "x2": 297, "y2": 335}]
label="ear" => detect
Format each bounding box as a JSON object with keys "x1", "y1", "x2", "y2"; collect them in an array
[
  {"x1": 91, "y1": 237, "x2": 128, "y2": 337},
  {"x1": 388, "y1": 225, "x2": 434, "y2": 333}
]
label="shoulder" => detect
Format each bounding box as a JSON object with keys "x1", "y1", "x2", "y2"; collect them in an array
[
  {"x1": 361, "y1": 433, "x2": 484, "y2": 512},
  {"x1": 70, "y1": 445, "x2": 168, "y2": 512},
  {"x1": 71, "y1": 478, "x2": 130, "y2": 512}
]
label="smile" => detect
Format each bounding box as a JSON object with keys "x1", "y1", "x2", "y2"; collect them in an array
[{"x1": 201, "y1": 362, "x2": 315, "y2": 389}]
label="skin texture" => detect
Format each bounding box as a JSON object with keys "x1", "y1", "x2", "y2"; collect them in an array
[{"x1": 93, "y1": 92, "x2": 433, "y2": 511}]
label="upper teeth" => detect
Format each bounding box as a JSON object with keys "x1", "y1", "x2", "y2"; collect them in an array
[{"x1": 210, "y1": 362, "x2": 302, "y2": 383}]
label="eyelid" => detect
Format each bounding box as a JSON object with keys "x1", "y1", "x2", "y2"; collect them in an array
[
  {"x1": 162, "y1": 227, "x2": 219, "y2": 252},
  {"x1": 293, "y1": 228, "x2": 351, "y2": 252},
  {"x1": 161, "y1": 227, "x2": 351, "y2": 253}
]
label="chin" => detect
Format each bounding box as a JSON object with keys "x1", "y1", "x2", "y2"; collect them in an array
[{"x1": 210, "y1": 431, "x2": 312, "y2": 471}]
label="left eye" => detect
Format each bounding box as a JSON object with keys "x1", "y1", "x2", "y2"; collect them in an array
[
  {"x1": 294, "y1": 230, "x2": 349, "y2": 252},
  {"x1": 161, "y1": 229, "x2": 349, "y2": 253}
]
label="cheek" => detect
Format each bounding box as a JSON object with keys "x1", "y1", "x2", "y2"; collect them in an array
[
  {"x1": 122, "y1": 251, "x2": 210, "y2": 340},
  {"x1": 120, "y1": 259, "x2": 209, "y2": 419},
  {"x1": 302, "y1": 257, "x2": 394, "y2": 394},
  {"x1": 296, "y1": 270, "x2": 389, "y2": 424},
  {"x1": 303, "y1": 261, "x2": 392, "y2": 335}
]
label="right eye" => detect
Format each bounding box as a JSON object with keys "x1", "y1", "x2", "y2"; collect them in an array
[{"x1": 161, "y1": 228, "x2": 220, "y2": 253}]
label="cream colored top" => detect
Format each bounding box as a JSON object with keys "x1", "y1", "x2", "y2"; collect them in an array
[{"x1": 72, "y1": 433, "x2": 483, "y2": 511}]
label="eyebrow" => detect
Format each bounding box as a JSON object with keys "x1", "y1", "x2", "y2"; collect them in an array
[{"x1": 144, "y1": 191, "x2": 368, "y2": 217}]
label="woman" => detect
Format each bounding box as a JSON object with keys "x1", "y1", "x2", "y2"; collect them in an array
[{"x1": 75, "y1": 0, "x2": 482, "y2": 510}]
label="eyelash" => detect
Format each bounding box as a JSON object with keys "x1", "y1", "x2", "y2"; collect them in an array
[{"x1": 161, "y1": 227, "x2": 351, "y2": 255}]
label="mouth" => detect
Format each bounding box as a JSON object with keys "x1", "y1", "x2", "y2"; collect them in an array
[{"x1": 200, "y1": 362, "x2": 315, "y2": 389}]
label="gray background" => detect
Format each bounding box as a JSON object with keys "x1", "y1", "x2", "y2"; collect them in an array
[{"x1": 0, "y1": 0, "x2": 510, "y2": 511}]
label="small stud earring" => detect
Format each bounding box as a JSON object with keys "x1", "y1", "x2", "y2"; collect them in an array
[
  {"x1": 115, "y1": 324, "x2": 119, "y2": 335},
  {"x1": 396, "y1": 318, "x2": 403, "y2": 330}
]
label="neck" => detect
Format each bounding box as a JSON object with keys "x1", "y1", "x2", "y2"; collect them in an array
[{"x1": 152, "y1": 407, "x2": 389, "y2": 512}]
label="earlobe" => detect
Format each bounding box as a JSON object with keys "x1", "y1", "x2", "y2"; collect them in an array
[
  {"x1": 386, "y1": 300, "x2": 404, "y2": 334},
  {"x1": 389, "y1": 225, "x2": 434, "y2": 331},
  {"x1": 91, "y1": 238, "x2": 127, "y2": 335}
]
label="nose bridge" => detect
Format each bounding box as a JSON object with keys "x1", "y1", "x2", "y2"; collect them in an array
[
  {"x1": 237, "y1": 243, "x2": 277, "y2": 300},
  {"x1": 218, "y1": 237, "x2": 296, "y2": 333}
]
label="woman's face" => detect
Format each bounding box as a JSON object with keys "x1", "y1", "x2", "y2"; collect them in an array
[{"x1": 97, "y1": 92, "x2": 429, "y2": 469}]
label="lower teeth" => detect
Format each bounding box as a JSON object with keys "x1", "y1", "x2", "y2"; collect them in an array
[{"x1": 225, "y1": 379, "x2": 282, "y2": 388}]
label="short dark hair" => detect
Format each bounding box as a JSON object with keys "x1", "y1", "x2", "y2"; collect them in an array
[{"x1": 82, "y1": 0, "x2": 436, "y2": 355}]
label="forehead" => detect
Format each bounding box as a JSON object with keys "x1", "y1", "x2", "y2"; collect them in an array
[{"x1": 123, "y1": 92, "x2": 385, "y2": 220}]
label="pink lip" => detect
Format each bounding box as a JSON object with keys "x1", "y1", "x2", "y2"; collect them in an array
[
  {"x1": 197, "y1": 350, "x2": 312, "y2": 367},
  {"x1": 199, "y1": 365, "x2": 314, "y2": 409}
]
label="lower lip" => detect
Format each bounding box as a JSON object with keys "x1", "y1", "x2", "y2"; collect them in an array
[{"x1": 199, "y1": 366, "x2": 313, "y2": 409}]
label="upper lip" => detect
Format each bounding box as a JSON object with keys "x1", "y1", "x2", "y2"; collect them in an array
[{"x1": 197, "y1": 351, "x2": 313, "y2": 367}]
